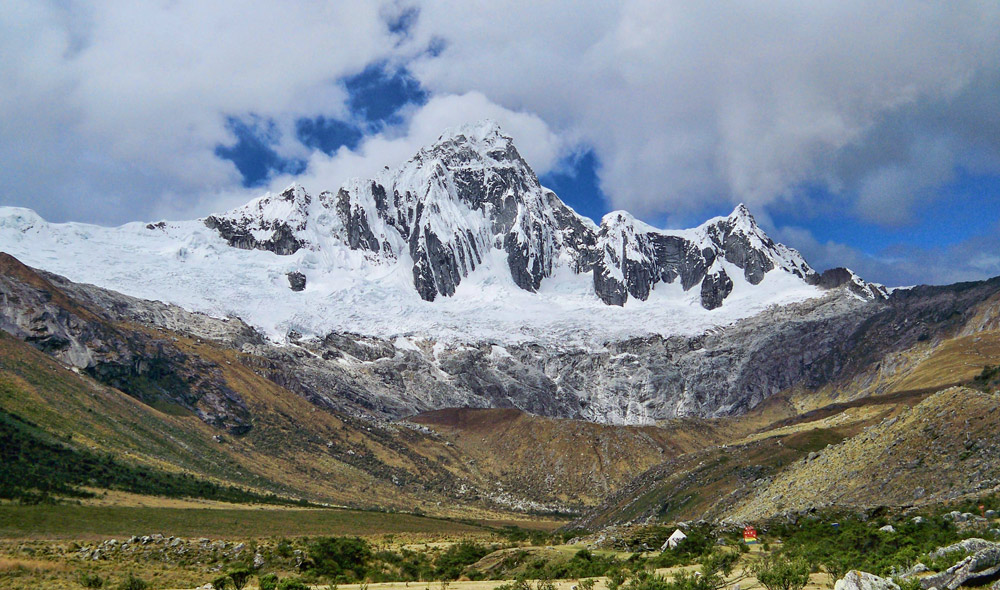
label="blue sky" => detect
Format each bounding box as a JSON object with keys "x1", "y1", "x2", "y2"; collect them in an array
[{"x1": 3, "y1": 2, "x2": 1000, "y2": 287}]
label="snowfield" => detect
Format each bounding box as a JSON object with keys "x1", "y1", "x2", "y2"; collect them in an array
[{"x1": 0, "y1": 203, "x2": 824, "y2": 348}]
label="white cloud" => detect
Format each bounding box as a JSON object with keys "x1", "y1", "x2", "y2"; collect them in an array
[
  {"x1": 0, "y1": 0, "x2": 395, "y2": 224},
  {"x1": 402, "y1": 1, "x2": 1000, "y2": 221},
  {"x1": 3, "y1": 0, "x2": 1000, "y2": 292}
]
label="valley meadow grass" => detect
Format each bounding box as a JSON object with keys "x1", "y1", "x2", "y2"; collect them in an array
[{"x1": 0, "y1": 505, "x2": 496, "y2": 540}]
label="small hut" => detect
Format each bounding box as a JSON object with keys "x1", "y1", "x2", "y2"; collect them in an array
[{"x1": 661, "y1": 529, "x2": 687, "y2": 551}]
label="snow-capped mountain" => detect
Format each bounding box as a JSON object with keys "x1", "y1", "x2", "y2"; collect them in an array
[{"x1": 0, "y1": 120, "x2": 883, "y2": 345}]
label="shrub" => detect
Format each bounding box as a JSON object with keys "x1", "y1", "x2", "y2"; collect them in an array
[
  {"x1": 309, "y1": 536, "x2": 373, "y2": 582},
  {"x1": 79, "y1": 572, "x2": 105, "y2": 589},
  {"x1": 277, "y1": 578, "x2": 310, "y2": 590},
  {"x1": 433, "y1": 541, "x2": 493, "y2": 580},
  {"x1": 228, "y1": 567, "x2": 252, "y2": 590},
  {"x1": 750, "y1": 554, "x2": 811, "y2": 590},
  {"x1": 117, "y1": 573, "x2": 151, "y2": 590},
  {"x1": 212, "y1": 575, "x2": 230, "y2": 590},
  {"x1": 259, "y1": 573, "x2": 279, "y2": 590},
  {"x1": 821, "y1": 554, "x2": 854, "y2": 588},
  {"x1": 622, "y1": 569, "x2": 672, "y2": 590},
  {"x1": 608, "y1": 568, "x2": 628, "y2": 590}
]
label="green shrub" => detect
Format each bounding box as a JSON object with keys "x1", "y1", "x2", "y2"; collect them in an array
[
  {"x1": 228, "y1": 567, "x2": 252, "y2": 590},
  {"x1": 622, "y1": 569, "x2": 673, "y2": 590},
  {"x1": 607, "y1": 568, "x2": 628, "y2": 590},
  {"x1": 750, "y1": 554, "x2": 811, "y2": 590},
  {"x1": 277, "y1": 578, "x2": 310, "y2": 590},
  {"x1": 433, "y1": 541, "x2": 493, "y2": 580},
  {"x1": 777, "y1": 512, "x2": 971, "y2": 576},
  {"x1": 923, "y1": 549, "x2": 969, "y2": 573},
  {"x1": 821, "y1": 554, "x2": 853, "y2": 588},
  {"x1": 212, "y1": 575, "x2": 230, "y2": 590},
  {"x1": 259, "y1": 573, "x2": 279, "y2": 590},
  {"x1": 309, "y1": 536, "x2": 373, "y2": 582},
  {"x1": 117, "y1": 572, "x2": 151, "y2": 590},
  {"x1": 79, "y1": 571, "x2": 105, "y2": 589}
]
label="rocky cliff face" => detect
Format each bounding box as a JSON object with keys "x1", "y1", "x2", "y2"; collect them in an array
[
  {"x1": 591, "y1": 205, "x2": 823, "y2": 308},
  {"x1": 2, "y1": 252, "x2": 997, "y2": 431},
  {"x1": 0, "y1": 254, "x2": 253, "y2": 433},
  {"x1": 201, "y1": 120, "x2": 882, "y2": 310}
]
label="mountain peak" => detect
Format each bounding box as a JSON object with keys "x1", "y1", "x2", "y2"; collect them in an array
[
  {"x1": 421, "y1": 119, "x2": 520, "y2": 163},
  {"x1": 725, "y1": 202, "x2": 760, "y2": 231},
  {"x1": 728, "y1": 202, "x2": 752, "y2": 220},
  {"x1": 437, "y1": 119, "x2": 507, "y2": 144}
]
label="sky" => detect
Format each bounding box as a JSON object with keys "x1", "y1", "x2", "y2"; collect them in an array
[{"x1": 2, "y1": 2, "x2": 1000, "y2": 287}]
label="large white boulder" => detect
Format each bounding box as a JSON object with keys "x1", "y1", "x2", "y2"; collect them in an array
[{"x1": 834, "y1": 571, "x2": 900, "y2": 590}]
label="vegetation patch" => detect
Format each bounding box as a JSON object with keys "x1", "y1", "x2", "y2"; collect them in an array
[{"x1": 0, "y1": 410, "x2": 301, "y2": 506}]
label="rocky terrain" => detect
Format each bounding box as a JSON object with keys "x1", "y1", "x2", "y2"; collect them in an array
[
  {"x1": 729, "y1": 386, "x2": 1000, "y2": 521},
  {"x1": 202, "y1": 122, "x2": 862, "y2": 310}
]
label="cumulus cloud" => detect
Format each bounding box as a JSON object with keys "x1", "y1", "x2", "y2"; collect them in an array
[
  {"x1": 403, "y1": 1, "x2": 1000, "y2": 221},
  {"x1": 3, "y1": 0, "x2": 1000, "y2": 288},
  {"x1": 0, "y1": 0, "x2": 395, "y2": 224}
]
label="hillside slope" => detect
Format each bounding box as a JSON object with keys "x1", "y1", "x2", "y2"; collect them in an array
[
  {"x1": 3, "y1": 253, "x2": 725, "y2": 513},
  {"x1": 410, "y1": 408, "x2": 726, "y2": 507},
  {"x1": 729, "y1": 386, "x2": 1000, "y2": 520}
]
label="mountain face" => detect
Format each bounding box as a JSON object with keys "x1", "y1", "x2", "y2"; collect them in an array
[
  {"x1": 0, "y1": 121, "x2": 887, "y2": 348},
  {"x1": 200, "y1": 120, "x2": 881, "y2": 310},
  {"x1": 204, "y1": 123, "x2": 600, "y2": 303},
  {"x1": 0, "y1": 120, "x2": 907, "y2": 427}
]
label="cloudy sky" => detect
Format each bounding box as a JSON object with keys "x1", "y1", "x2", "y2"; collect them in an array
[{"x1": 2, "y1": 1, "x2": 1000, "y2": 287}]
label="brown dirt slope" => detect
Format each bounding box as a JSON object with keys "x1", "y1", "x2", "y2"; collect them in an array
[
  {"x1": 728, "y1": 386, "x2": 1000, "y2": 520},
  {"x1": 411, "y1": 408, "x2": 727, "y2": 507}
]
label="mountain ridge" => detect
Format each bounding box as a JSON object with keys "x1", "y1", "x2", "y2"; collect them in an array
[
  {"x1": 0, "y1": 120, "x2": 886, "y2": 347},
  {"x1": 201, "y1": 119, "x2": 885, "y2": 310}
]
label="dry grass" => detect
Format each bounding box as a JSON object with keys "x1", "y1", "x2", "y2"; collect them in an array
[{"x1": 0, "y1": 556, "x2": 69, "y2": 573}]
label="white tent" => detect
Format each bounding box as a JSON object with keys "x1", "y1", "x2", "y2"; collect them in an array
[{"x1": 661, "y1": 529, "x2": 687, "y2": 551}]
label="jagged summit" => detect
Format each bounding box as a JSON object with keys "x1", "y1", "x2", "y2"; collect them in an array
[
  {"x1": 0, "y1": 122, "x2": 887, "y2": 345},
  {"x1": 200, "y1": 124, "x2": 878, "y2": 310},
  {"x1": 435, "y1": 118, "x2": 510, "y2": 147}
]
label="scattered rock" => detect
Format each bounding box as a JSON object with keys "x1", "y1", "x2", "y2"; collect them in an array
[
  {"x1": 834, "y1": 570, "x2": 900, "y2": 590},
  {"x1": 895, "y1": 563, "x2": 929, "y2": 579},
  {"x1": 880, "y1": 525, "x2": 896, "y2": 533}
]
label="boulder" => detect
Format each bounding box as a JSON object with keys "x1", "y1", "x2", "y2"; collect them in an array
[
  {"x1": 921, "y1": 545, "x2": 1000, "y2": 590},
  {"x1": 835, "y1": 570, "x2": 900, "y2": 590},
  {"x1": 880, "y1": 525, "x2": 896, "y2": 533},
  {"x1": 928, "y1": 538, "x2": 998, "y2": 560},
  {"x1": 895, "y1": 563, "x2": 929, "y2": 579}
]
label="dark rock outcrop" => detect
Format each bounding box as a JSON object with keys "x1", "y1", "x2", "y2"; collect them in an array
[
  {"x1": 286, "y1": 271, "x2": 306, "y2": 292},
  {"x1": 700, "y1": 268, "x2": 734, "y2": 310},
  {"x1": 203, "y1": 185, "x2": 310, "y2": 255}
]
